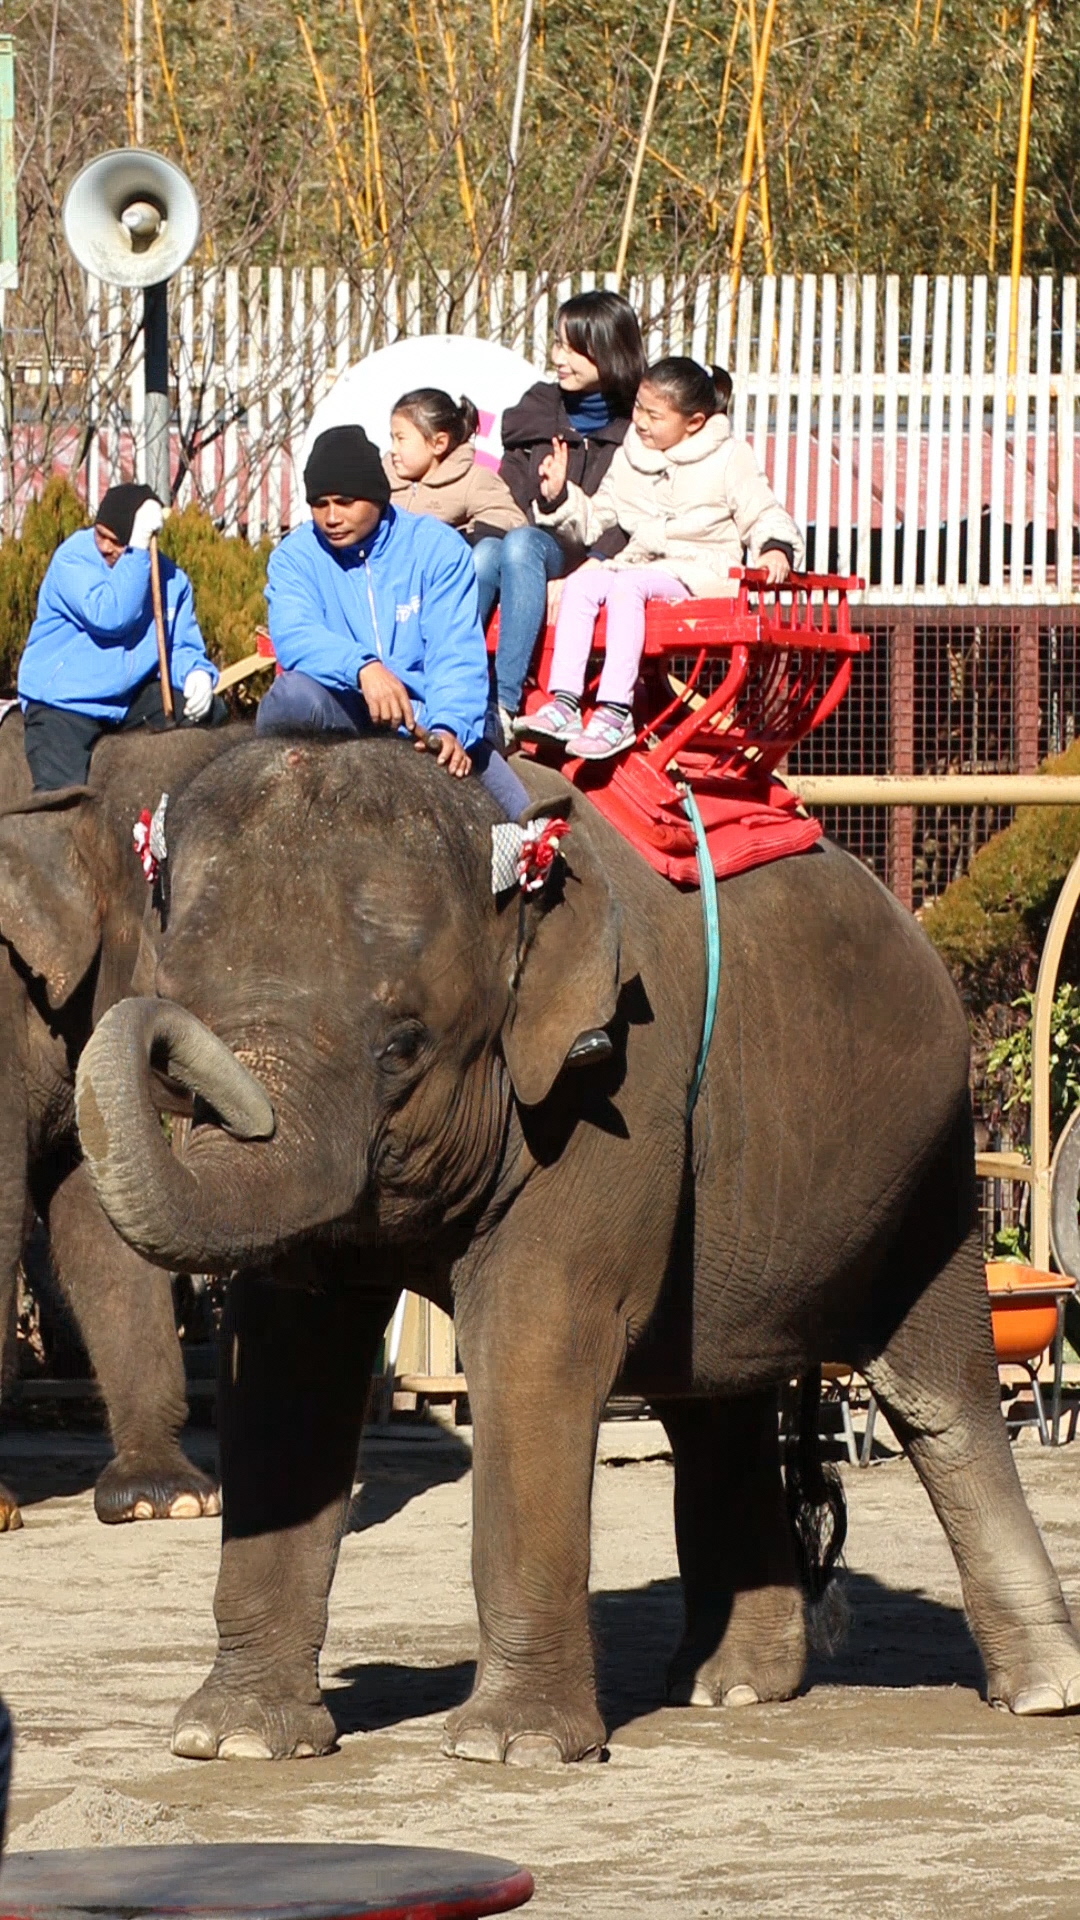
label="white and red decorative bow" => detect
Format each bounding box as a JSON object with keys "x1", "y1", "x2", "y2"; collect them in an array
[
  {"x1": 491, "y1": 815, "x2": 570, "y2": 895},
  {"x1": 133, "y1": 793, "x2": 169, "y2": 885}
]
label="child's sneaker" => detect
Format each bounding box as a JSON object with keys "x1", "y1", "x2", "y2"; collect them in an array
[
  {"x1": 515, "y1": 696, "x2": 580, "y2": 744},
  {"x1": 567, "y1": 705, "x2": 636, "y2": 760}
]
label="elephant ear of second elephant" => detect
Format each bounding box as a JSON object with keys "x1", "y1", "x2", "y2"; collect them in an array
[
  {"x1": 0, "y1": 796, "x2": 101, "y2": 1009},
  {"x1": 501, "y1": 803, "x2": 623, "y2": 1108}
]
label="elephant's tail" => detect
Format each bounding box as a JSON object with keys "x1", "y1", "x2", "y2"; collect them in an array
[{"x1": 783, "y1": 1369, "x2": 848, "y2": 1620}]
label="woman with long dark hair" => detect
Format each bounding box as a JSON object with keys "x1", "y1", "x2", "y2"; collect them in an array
[{"x1": 473, "y1": 289, "x2": 647, "y2": 739}]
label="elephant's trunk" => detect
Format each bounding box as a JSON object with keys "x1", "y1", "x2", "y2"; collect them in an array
[{"x1": 77, "y1": 997, "x2": 340, "y2": 1273}]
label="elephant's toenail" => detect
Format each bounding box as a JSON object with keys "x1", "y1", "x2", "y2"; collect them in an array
[
  {"x1": 218, "y1": 1733, "x2": 274, "y2": 1760},
  {"x1": 444, "y1": 1727, "x2": 503, "y2": 1763},
  {"x1": 722, "y1": 1684, "x2": 761, "y2": 1708},
  {"x1": 690, "y1": 1681, "x2": 716, "y2": 1707},
  {"x1": 167, "y1": 1494, "x2": 202, "y2": 1520},
  {"x1": 132, "y1": 1499, "x2": 154, "y2": 1520},
  {"x1": 171, "y1": 1723, "x2": 218, "y2": 1759},
  {"x1": 1009, "y1": 1685, "x2": 1066, "y2": 1716},
  {"x1": 505, "y1": 1734, "x2": 563, "y2": 1767},
  {"x1": 203, "y1": 1492, "x2": 222, "y2": 1516}
]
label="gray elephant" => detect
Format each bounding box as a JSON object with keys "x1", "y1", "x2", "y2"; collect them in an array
[
  {"x1": 77, "y1": 735, "x2": 1080, "y2": 1764},
  {"x1": 0, "y1": 715, "x2": 242, "y2": 1526}
]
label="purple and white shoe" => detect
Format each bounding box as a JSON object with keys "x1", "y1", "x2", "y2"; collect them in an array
[
  {"x1": 515, "y1": 697, "x2": 581, "y2": 744},
  {"x1": 566, "y1": 705, "x2": 636, "y2": 760}
]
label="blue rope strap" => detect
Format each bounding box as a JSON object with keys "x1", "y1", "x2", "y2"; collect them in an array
[{"x1": 681, "y1": 786, "x2": 721, "y2": 1117}]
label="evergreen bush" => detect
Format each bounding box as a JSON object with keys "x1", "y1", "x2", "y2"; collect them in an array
[{"x1": 0, "y1": 479, "x2": 88, "y2": 692}]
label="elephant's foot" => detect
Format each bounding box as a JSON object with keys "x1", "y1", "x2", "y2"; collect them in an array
[
  {"x1": 443, "y1": 1679, "x2": 606, "y2": 1766},
  {"x1": 668, "y1": 1590, "x2": 806, "y2": 1709},
  {"x1": 171, "y1": 1680, "x2": 336, "y2": 1761},
  {"x1": 0, "y1": 1480, "x2": 23, "y2": 1533},
  {"x1": 984, "y1": 1624, "x2": 1080, "y2": 1715},
  {"x1": 94, "y1": 1451, "x2": 221, "y2": 1525}
]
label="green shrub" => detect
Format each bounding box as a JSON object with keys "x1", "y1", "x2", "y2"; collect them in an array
[
  {"x1": 0, "y1": 479, "x2": 88, "y2": 691},
  {"x1": 159, "y1": 506, "x2": 270, "y2": 669},
  {"x1": 922, "y1": 739, "x2": 1080, "y2": 1004}
]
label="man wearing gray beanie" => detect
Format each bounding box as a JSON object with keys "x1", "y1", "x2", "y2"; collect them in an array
[{"x1": 259, "y1": 424, "x2": 528, "y2": 817}]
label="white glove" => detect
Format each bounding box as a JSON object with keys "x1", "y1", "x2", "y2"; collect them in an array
[
  {"x1": 129, "y1": 499, "x2": 165, "y2": 549},
  {"x1": 183, "y1": 668, "x2": 214, "y2": 721}
]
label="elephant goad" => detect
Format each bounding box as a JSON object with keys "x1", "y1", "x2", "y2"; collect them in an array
[
  {"x1": 77, "y1": 735, "x2": 1080, "y2": 1764},
  {"x1": 0, "y1": 715, "x2": 244, "y2": 1527}
]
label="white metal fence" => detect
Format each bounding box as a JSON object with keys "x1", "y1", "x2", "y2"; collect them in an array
[{"x1": 6, "y1": 268, "x2": 1080, "y2": 604}]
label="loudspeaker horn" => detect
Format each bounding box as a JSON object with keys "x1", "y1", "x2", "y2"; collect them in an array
[{"x1": 62, "y1": 148, "x2": 200, "y2": 289}]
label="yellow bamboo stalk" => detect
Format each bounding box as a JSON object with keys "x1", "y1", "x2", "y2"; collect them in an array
[
  {"x1": 148, "y1": 0, "x2": 192, "y2": 171},
  {"x1": 430, "y1": 0, "x2": 483, "y2": 263},
  {"x1": 988, "y1": 5, "x2": 1009, "y2": 271},
  {"x1": 121, "y1": 0, "x2": 136, "y2": 143},
  {"x1": 353, "y1": 0, "x2": 391, "y2": 251},
  {"x1": 911, "y1": 0, "x2": 923, "y2": 37},
  {"x1": 746, "y1": 0, "x2": 775, "y2": 275},
  {"x1": 730, "y1": 0, "x2": 778, "y2": 294},
  {"x1": 1009, "y1": 1, "x2": 1040, "y2": 382},
  {"x1": 930, "y1": 0, "x2": 945, "y2": 44},
  {"x1": 406, "y1": 0, "x2": 439, "y2": 155},
  {"x1": 614, "y1": 0, "x2": 679, "y2": 288},
  {"x1": 295, "y1": 13, "x2": 369, "y2": 249}
]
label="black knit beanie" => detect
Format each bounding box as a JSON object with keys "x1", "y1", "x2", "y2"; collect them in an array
[
  {"x1": 95, "y1": 483, "x2": 159, "y2": 546},
  {"x1": 304, "y1": 426, "x2": 391, "y2": 506}
]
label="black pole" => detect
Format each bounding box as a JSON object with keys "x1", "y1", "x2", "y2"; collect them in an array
[{"x1": 143, "y1": 278, "x2": 170, "y2": 505}]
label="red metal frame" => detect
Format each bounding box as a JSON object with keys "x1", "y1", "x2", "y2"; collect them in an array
[{"x1": 501, "y1": 568, "x2": 866, "y2": 790}]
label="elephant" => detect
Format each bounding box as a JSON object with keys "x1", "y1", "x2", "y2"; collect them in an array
[
  {"x1": 0, "y1": 713, "x2": 244, "y2": 1527},
  {"x1": 76, "y1": 733, "x2": 1080, "y2": 1764}
]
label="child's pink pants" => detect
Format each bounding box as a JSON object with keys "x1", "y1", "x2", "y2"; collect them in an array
[{"x1": 550, "y1": 565, "x2": 691, "y2": 708}]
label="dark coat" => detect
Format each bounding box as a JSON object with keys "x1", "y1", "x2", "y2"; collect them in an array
[{"x1": 498, "y1": 382, "x2": 630, "y2": 561}]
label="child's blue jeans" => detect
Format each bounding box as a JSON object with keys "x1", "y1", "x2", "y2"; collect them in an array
[{"x1": 473, "y1": 526, "x2": 566, "y2": 716}]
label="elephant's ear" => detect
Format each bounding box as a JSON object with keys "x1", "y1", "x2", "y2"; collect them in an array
[
  {"x1": 501, "y1": 798, "x2": 622, "y2": 1107},
  {"x1": 0, "y1": 788, "x2": 102, "y2": 1009}
]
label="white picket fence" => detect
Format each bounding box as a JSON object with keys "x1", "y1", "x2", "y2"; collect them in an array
[{"x1": 8, "y1": 267, "x2": 1080, "y2": 604}]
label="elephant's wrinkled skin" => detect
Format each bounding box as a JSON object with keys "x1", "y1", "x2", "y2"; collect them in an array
[
  {"x1": 77, "y1": 736, "x2": 1080, "y2": 1762},
  {"x1": 0, "y1": 715, "x2": 243, "y2": 1526}
]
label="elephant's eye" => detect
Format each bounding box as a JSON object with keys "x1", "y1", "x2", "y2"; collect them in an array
[{"x1": 373, "y1": 1021, "x2": 428, "y2": 1071}]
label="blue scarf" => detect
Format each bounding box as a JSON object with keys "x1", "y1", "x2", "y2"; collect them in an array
[{"x1": 563, "y1": 388, "x2": 616, "y2": 434}]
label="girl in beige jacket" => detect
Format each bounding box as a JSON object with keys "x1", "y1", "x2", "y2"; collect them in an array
[
  {"x1": 385, "y1": 389, "x2": 525, "y2": 543},
  {"x1": 521, "y1": 358, "x2": 804, "y2": 760}
]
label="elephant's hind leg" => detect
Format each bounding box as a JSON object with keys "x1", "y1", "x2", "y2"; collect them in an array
[
  {"x1": 655, "y1": 1394, "x2": 806, "y2": 1708},
  {"x1": 47, "y1": 1161, "x2": 220, "y2": 1523},
  {"x1": 865, "y1": 1219, "x2": 1080, "y2": 1716}
]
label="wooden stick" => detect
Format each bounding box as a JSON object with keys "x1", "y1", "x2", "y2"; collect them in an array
[
  {"x1": 614, "y1": 0, "x2": 679, "y2": 289},
  {"x1": 149, "y1": 534, "x2": 175, "y2": 722}
]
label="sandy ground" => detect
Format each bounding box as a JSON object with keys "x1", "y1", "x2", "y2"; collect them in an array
[{"x1": 0, "y1": 1415, "x2": 1079, "y2": 1918}]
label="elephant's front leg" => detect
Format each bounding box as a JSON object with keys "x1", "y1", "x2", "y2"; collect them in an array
[
  {"x1": 445, "y1": 1266, "x2": 624, "y2": 1767},
  {"x1": 655, "y1": 1393, "x2": 807, "y2": 1708},
  {"x1": 173, "y1": 1266, "x2": 390, "y2": 1762}
]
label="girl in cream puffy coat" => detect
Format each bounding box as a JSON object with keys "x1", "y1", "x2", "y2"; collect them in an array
[{"x1": 521, "y1": 357, "x2": 804, "y2": 760}]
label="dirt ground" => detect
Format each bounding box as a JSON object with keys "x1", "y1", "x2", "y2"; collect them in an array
[{"x1": 1, "y1": 1416, "x2": 1079, "y2": 1918}]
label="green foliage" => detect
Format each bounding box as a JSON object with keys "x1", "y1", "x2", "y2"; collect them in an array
[
  {"x1": 985, "y1": 983, "x2": 1080, "y2": 1131},
  {"x1": 922, "y1": 741, "x2": 1080, "y2": 1002},
  {"x1": 0, "y1": 479, "x2": 87, "y2": 693},
  {"x1": 158, "y1": 507, "x2": 269, "y2": 669}
]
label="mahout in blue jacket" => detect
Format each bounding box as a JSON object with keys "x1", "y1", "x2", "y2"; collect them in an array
[
  {"x1": 259, "y1": 425, "x2": 528, "y2": 818},
  {"x1": 18, "y1": 484, "x2": 222, "y2": 791}
]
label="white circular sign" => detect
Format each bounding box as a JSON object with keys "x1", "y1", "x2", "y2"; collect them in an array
[{"x1": 297, "y1": 334, "x2": 544, "y2": 513}]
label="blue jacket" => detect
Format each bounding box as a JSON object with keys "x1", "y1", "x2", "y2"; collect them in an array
[
  {"x1": 18, "y1": 529, "x2": 217, "y2": 720},
  {"x1": 266, "y1": 510, "x2": 490, "y2": 750}
]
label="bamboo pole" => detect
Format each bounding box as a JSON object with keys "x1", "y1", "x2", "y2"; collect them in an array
[
  {"x1": 497, "y1": 0, "x2": 535, "y2": 271},
  {"x1": 1008, "y1": 1, "x2": 1039, "y2": 382},
  {"x1": 352, "y1": 0, "x2": 391, "y2": 254},
  {"x1": 746, "y1": 0, "x2": 775, "y2": 276},
  {"x1": 405, "y1": 0, "x2": 439, "y2": 156},
  {"x1": 784, "y1": 775, "x2": 1080, "y2": 805},
  {"x1": 431, "y1": 0, "x2": 483, "y2": 265},
  {"x1": 730, "y1": 0, "x2": 778, "y2": 295},
  {"x1": 295, "y1": 14, "x2": 369, "y2": 249},
  {"x1": 614, "y1": 0, "x2": 679, "y2": 289},
  {"x1": 132, "y1": 0, "x2": 145, "y2": 142}
]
